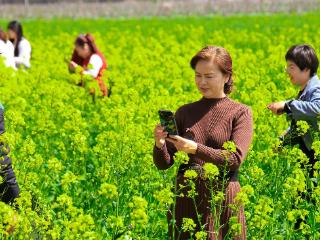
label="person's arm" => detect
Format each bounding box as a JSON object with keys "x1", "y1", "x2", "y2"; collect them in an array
[
  {"x1": 0, "y1": 106, "x2": 5, "y2": 135},
  {"x1": 68, "y1": 61, "x2": 78, "y2": 73},
  {"x1": 194, "y1": 108, "x2": 253, "y2": 171},
  {"x1": 153, "y1": 108, "x2": 184, "y2": 170},
  {"x1": 69, "y1": 50, "x2": 83, "y2": 73},
  {"x1": 82, "y1": 54, "x2": 103, "y2": 78},
  {"x1": 153, "y1": 141, "x2": 177, "y2": 170},
  {"x1": 0, "y1": 108, "x2": 12, "y2": 169},
  {"x1": 285, "y1": 87, "x2": 320, "y2": 120},
  {"x1": 0, "y1": 107, "x2": 10, "y2": 152},
  {"x1": 14, "y1": 39, "x2": 31, "y2": 68}
]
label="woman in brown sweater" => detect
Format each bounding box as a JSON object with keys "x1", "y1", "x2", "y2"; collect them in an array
[{"x1": 153, "y1": 46, "x2": 253, "y2": 240}]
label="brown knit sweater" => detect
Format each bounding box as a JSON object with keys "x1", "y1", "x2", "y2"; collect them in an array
[{"x1": 153, "y1": 96, "x2": 253, "y2": 240}]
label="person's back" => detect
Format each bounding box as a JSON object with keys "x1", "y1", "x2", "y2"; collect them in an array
[
  {"x1": 0, "y1": 103, "x2": 20, "y2": 205},
  {"x1": 15, "y1": 36, "x2": 31, "y2": 69}
]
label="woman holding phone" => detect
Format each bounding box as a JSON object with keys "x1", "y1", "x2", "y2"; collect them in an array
[{"x1": 153, "y1": 46, "x2": 253, "y2": 239}]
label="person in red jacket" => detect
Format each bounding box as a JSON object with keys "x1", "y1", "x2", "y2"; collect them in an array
[{"x1": 68, "y1": 33, "x2": 109, "y2": 97}]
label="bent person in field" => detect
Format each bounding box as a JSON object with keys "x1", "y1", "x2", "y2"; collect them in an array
[
  {"x1": 267, "y1": 44, "x2": 319, "y2": 230},
  {"x1": 68, "y1": 33, "x2": 111, "y2": 99},
  {"x1": 0, "y1": 103, "x2": 20, "y2": 206},
  {"x1": 7, "y1": 20, "x2": 32, "y2": 69},
  {"x1": 153, "y1": 46, "x2": 253, "y2": 239}
]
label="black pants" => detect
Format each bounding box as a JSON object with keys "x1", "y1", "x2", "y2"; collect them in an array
[
  {"x1": 293, "y1": 140, "x2": 317, "y2": 230},
  {"x1": 0, "y1": 168, "x2": 20, "y2": 205}
]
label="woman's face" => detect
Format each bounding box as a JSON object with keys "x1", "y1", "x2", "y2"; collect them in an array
[
  {"x1": 7, "y1": 29, "x2": 17, "y2": 40},
  {"x1": 286, "y1": 60, "x2": 310, "y2": 88},
  {"x1": 75, "y1": 43, "x2": 91, "y2": 59},
  {"x1": 195, "y1": 60, "x2": 229, "y2": 98}
]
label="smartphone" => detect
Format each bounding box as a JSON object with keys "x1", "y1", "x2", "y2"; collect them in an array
[{"x1": 158, "y1": 110, "x2": 179, "y2": 135}]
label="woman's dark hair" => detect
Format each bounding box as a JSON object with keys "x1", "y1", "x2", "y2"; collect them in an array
[
  {"x1": 285, "y1": 44, "x2": 319, "y2": 77},
  {"x1": 75, "y1": 33, "x2": 98, "y2": 54},
  {"x1": 190, "y1": 46, "x2": 233, "y2": 94},
  {"x1": 7, "y1": 20, "x2": 23, "y2": 56},
  {"x1": 72, "y1": 33, "x2": 99, "y2": 65}
]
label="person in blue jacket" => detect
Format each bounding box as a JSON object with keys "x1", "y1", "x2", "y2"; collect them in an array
[
  {"x1": 267, "y1": 44, "x2": 319, "y2": 230},
  {"x1": 0, "y1": 103, "x2": 20, "y2": 206}
]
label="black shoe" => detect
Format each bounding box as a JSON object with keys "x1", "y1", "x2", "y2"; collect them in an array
[
  {"x1": 294, "y1": 217, "x2": 307, "y2": 231},
  {"x1": 77, "y1": 81, "x2": 85, "y2": 87},
  {"x1": 107, "y1": 80, "x2": 114, "y2": 97}
]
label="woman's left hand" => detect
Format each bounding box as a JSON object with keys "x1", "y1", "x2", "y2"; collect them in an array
[{"x1": 166, "y1": 135, "x2": 198, "y2": 154}]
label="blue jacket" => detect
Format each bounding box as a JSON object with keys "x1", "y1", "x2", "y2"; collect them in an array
[{"x1": 286, "y1": 74, "x2": 320, "y2": 150}]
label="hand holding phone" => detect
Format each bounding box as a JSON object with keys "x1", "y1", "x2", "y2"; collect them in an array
[
  {"x1": 154, "y1": 124, "x2": 167, "y2": 149},
  {"x1": 158, "y1": 110, "x2": 179, "y2": 136}
]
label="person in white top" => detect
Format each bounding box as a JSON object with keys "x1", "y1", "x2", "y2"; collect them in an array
[
  {"x1": 7, "y1": 20, "x2": 31, "y2": 69},
  {"x1": 0, "y1": 28, "x2": 16, "y2": 70},
  {"x1": 68, "y1": 33, "x2": 109, "y2": 97}
]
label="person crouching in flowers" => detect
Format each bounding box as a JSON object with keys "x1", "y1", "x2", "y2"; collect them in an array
[
  {"x1": 267, "y1": 44, "x2": 319, "y2": 230},
  {"x1": 153, "y1": 46, "x2": 253, "y2": 239},
  {"x1": 7, "y1": 20, "x2": 32, "y2": 69},
  {"x1": 0, "y1": 103, "x2": 20, "y2": 206},
  {"x1": 68, "y1": 33, "x2": 109, "y2": 98}
]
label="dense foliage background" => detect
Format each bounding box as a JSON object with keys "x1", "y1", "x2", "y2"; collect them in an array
[{"x1": 0, "y1": 13, "x2": 320, "y2": 239}]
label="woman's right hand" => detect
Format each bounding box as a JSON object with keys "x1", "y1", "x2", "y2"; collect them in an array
[{"x1": 154, "y1": 124, "x2": 168, "y2": 149}]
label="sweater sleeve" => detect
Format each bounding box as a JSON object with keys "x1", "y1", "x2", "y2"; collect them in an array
[
  {"x1": 153, "y1": 108, "x2": 184, "y2": 170},
  {"x1": 14, "y1": 38, "x2": 31, "y2": 68},
  {"x1": 82, "y1": 54, "x2": 103, "y2": 78},
  {"x1": 194, "y1": 107, "x2": 253, "y2": 171},
  {"x1": 153, "y1": 141, "x2": 177, "y2": 170}
]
